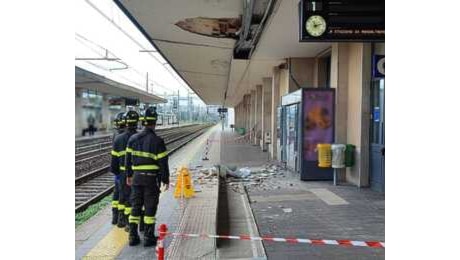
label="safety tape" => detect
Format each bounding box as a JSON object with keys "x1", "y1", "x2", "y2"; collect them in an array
[
  {"x1": 159, "y1": 232, "x2": 385, "y2": 248},
  {"x1": 202, "y1": 139, "x2": 211, "y2": 160}
]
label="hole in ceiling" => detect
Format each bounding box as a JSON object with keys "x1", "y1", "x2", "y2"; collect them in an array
[{"x1": 175, "y1": 17, "x2": 241, "y2": 39}]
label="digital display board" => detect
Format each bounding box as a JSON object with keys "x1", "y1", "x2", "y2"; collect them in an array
[
  {"x1": 299, "y1": 0, "x2": 384, "y2": 42},
  {"x1": 125, "y1": 98, "x2": 139, "y2": 106}
]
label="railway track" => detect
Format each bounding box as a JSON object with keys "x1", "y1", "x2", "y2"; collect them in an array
[
  {"x1": 75, "y1": 124, "x2": 212, "y2": 212},
  {"x1": 75, "y1": 124, "x2": 198, "y2": 156},
  {"x1": 75, "y1": 124, "x2": 205, "y2": 178}
]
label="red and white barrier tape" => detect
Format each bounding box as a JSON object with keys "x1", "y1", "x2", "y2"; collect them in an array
[
  {"x1": 202, "y1": 139, "x2": 211, "y2": 160},
  {"x1": 159, "y1": 232, "x2": 385, "y2": 248}
]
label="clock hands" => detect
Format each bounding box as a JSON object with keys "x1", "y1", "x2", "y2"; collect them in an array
[{"x1": 306, "y1": 15, "x2": 326, "y2": 37}]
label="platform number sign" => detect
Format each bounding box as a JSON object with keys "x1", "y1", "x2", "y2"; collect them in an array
[
  {"x1": 373, "y1": 55, "x2": 385, "y2": 78},
  {"x1": 299, "y1": 0, "x2": 385, "y2": 42}
]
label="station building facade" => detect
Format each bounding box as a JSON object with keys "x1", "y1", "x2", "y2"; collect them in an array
[{"x1": 233, "y1": 42, "x2": 385, "y2": 192}]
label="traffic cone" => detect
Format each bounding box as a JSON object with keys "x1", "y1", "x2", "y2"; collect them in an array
[{"x1": 173, "y1": 167, "x2": 195, "y2": 198}]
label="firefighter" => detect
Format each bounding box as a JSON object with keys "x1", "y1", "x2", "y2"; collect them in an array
[
  {"x1": 126, "y1": 107, "x2": 169, "y2": 247},
  {"x1": 113, "y1": 112, "x2": 126, "y2": 138},
  {"x1": 111, "y1": 110, "x2": 139, "y2": 229},
  {"x1": 109, "y1": 112, "x2": 126, "y2": 225}
]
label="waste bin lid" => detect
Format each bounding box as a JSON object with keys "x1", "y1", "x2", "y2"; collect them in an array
[{"x1": 331, "y1": 144, "x2": 346, "y2": 149}]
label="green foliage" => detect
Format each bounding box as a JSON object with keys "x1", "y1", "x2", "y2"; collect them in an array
[{"x1": 75, "y1": 195, "x2": 111, "y2": 227}]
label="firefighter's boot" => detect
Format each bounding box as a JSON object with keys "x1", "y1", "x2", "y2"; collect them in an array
[
  {"x1": 117, "y1": 210, "x2": 126, "y2": 228},
  {"x1": 128, "y1": 223, "x2": 140, "y2": 246},
  {"x1": 124, "y1": 215, "x2": 130, "y2": 232},
  {"x1": 111, "y1": 208, "x2": 118, "y2": 225},
  {"x1": 143, "y1": 224, "x2": 157, "y2": 247}
]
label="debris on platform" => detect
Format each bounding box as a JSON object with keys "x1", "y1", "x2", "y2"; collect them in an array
[
  {"x1": 282, "y1": 208, "x2": 292, "y2": 213},
  {"x1": 218, "y1": 163, "x2": 292, "y2": 192},
  {"x1": 224, "y1": 167, "x2": 251, "y2": 178},
  {"x1": 193, "y1": 166, "x2": 219, "y2": 187}
]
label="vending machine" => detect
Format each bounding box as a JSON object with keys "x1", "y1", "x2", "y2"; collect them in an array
[{"x1": 281, "y1": 90, "x2": 302, "y2": 174}]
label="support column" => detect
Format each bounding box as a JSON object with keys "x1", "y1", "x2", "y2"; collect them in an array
[
  {"x1": 241, "y1": 100, "x2": 245, "y2": 130},
  {"x1": 331, "y1": 43, "x2": 349, "y2": 144},
  {"x1": 279, "y1": 66, "x2": 290, "y2": 97},
  {"x1": 241, "y1": 102, "x2": 244, "y2": 128},
  {"x1": 244, "y1": 94, "x2": 250, "y2": 132},
  {"x1": 240, "y1": 98, "x2": 245, "y2": 129},
  {"x1": 270, "y1": 66, "x2": 281, "y2": 160},
  {"x1": 261, "y1": 77, "x2": 272, "y2": 151},
  {"x1": 250, "y1": 90, "x2": 256, "y2": 143},
  {"x1": 240, "y1": 98, "x2": 244, "y2": 129},
  {"x1": 330, "y1": 43, "x2": 371, "y2": 187},
  {"x1": 255, "y1": 85, "x2": 263, "y2": 146},
  {"x1": 331, "y1": 43, "x2": 349, "y2": 183}
]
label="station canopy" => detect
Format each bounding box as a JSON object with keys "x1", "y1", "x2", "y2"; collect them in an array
[
  {"x1": 114, "y1": 0, "x2": 330, "y2": 107},
  {"x1": 75, "y1": 66, "x2": 166, "y2": 104}
]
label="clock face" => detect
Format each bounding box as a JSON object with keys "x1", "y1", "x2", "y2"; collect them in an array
[{"x1": 306, "y1": 15, "x2": 327, "y2": 37}]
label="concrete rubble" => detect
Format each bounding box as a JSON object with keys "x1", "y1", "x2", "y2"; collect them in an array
[
  {"x1": 169, "y1": 166, "x2": 219, "y2": 189},
  {"x1": 216, "y1": 163, "x2": 296, "y2": 193}
]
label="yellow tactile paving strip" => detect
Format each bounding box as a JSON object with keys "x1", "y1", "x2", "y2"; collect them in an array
[
  {"x1": 82, "y1": 191, "x2": 167, "y2": 260},
  {"x1": 81, "y1": 227, "x2": 128, "y2": 260}
]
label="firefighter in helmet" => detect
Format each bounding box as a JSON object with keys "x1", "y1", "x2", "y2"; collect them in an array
[
  {"x1": 110, "y1": 111, "x2": 139, "y2": 229},
  {"x1": 109, "y1": 112, "x2": 126, "y2": 225},
  {"x1": 126, "y1": 106, "x2": 170, "y2": 247}
]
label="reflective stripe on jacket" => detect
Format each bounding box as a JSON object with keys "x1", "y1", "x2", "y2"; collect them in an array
[
  {"x1": 110, "y1": 128, "x2": 137, "y2": 175},
  {"x1": 125, "y1": 127, "x2": 170, "y2": 185}
]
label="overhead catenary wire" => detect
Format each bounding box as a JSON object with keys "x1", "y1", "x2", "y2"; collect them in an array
[
  {"x1": 76, "y1": 34, "x2": 130, "y2": 72},
  {"x1": 77, "y1": 32, "x2": 174, "y2": 95},
  {"x1": 76, "y1": 33, "x2": 110, "y2": 57},
  {"x1": 84, "y1": 0, "x2": 192, "y2": 93}
]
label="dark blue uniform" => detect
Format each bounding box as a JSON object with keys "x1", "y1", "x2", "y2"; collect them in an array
[
  {"x1": 126, "y1": 127, "x2": 169, "y2": 246},
  {"x1": 111, "y1": 128, "x2": 137, "y2": 227},
  {"x1": 110, "y1": 128, "x2": 125, "y2": 224}
]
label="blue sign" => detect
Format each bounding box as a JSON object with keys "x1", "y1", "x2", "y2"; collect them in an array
[
  {"x1": 373, "y1": 55, "x2": 385, "y2": 78},
  {"x1": 373, "y1": 107, "x2": 380, "y2": 122}
]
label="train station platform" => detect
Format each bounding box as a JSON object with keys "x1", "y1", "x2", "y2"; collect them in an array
[
  {"x1": 219, "y1": 131, "x2": 385, "y2": 260},
  {"x1": 75, "y1": 126, "x2": 384, "y2": 259},
  {"x1": 76, "y1": 124, "x2": 222, "y2": 259}
]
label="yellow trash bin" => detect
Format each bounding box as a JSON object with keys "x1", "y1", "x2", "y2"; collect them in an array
[{"x1": 317, "y1": 143, "x2": 332, "y2": 168}]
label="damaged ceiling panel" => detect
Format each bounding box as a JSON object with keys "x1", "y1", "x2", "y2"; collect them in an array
[{"x1": 175, "y1": 17, "x2": 241, "y2": 39}]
